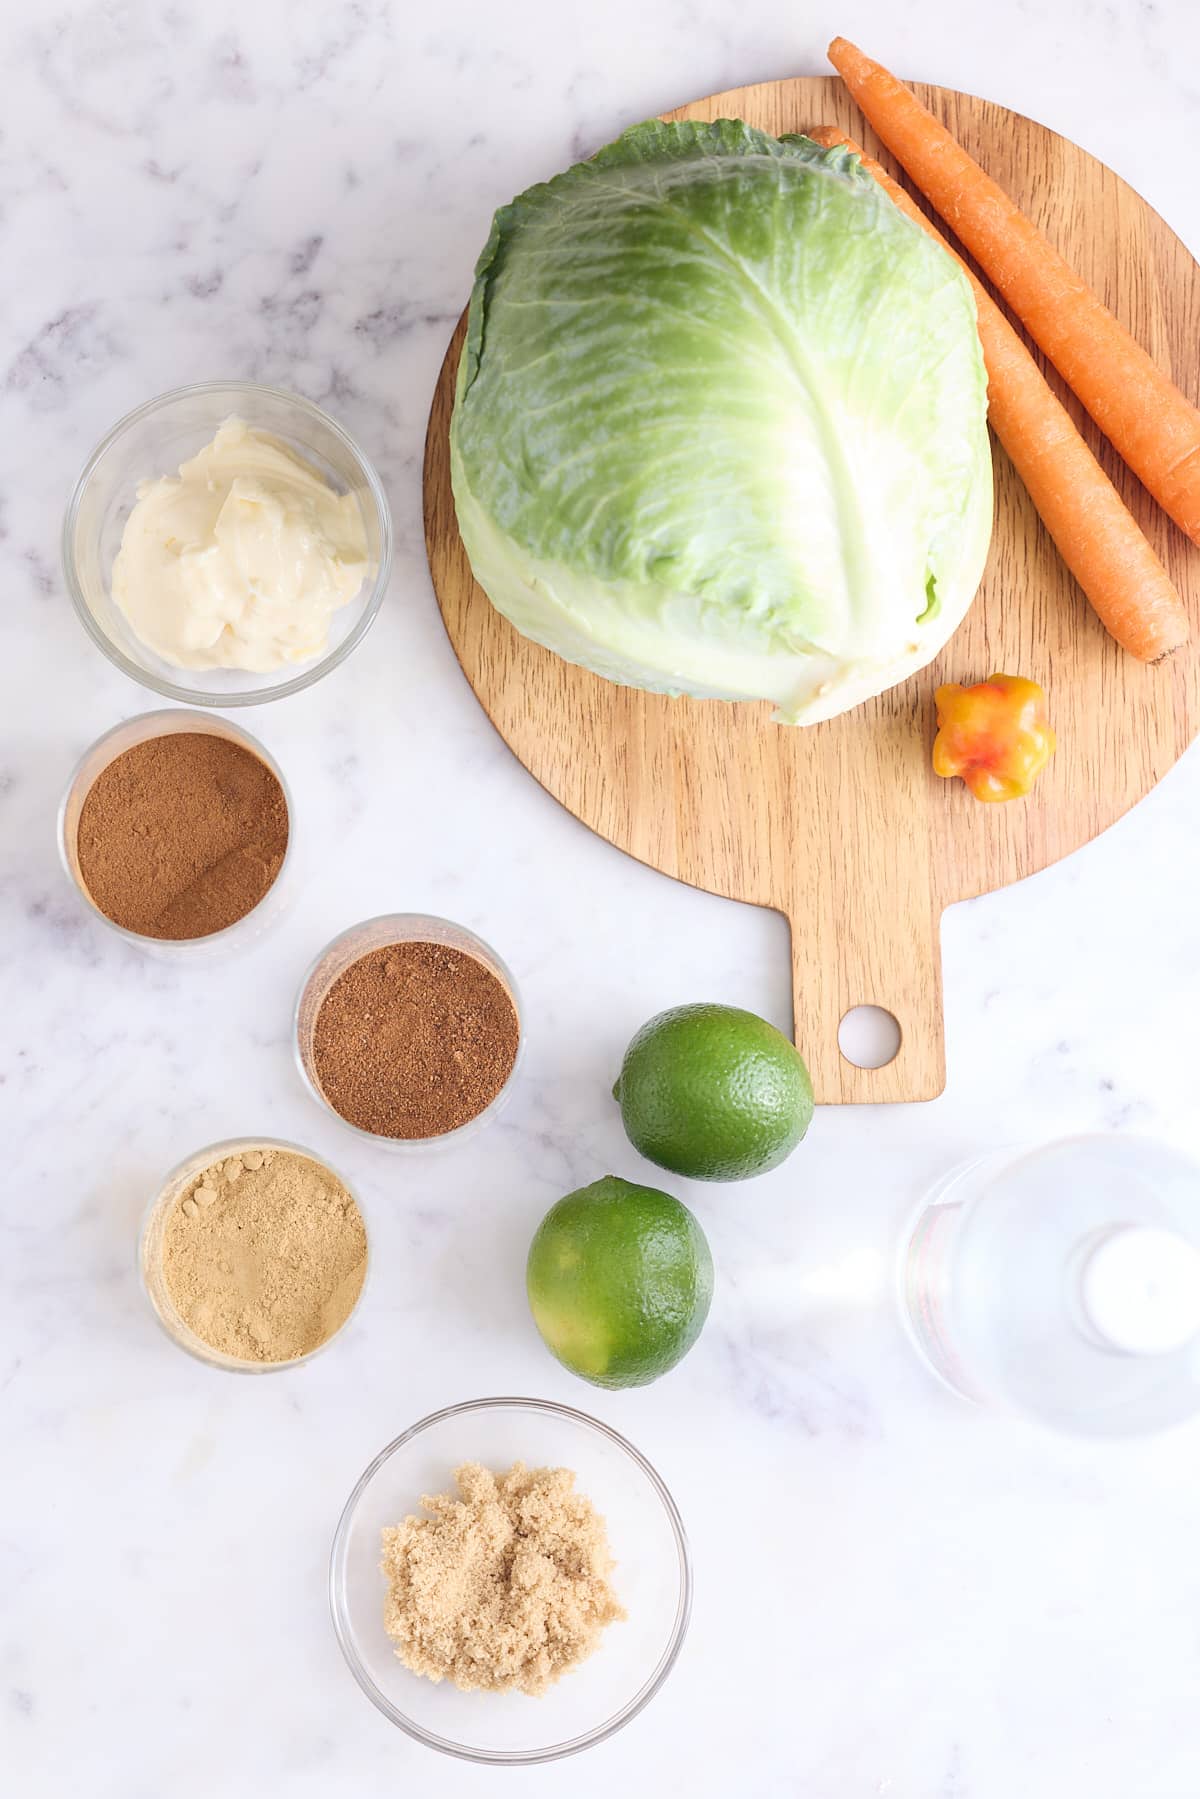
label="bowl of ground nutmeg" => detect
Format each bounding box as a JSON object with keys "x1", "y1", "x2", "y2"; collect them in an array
[
  {"x1": 140, "y1": 1138, "x2": 368, "y2": 1371},
  {"x1": 329, "y1": 1397, "x2": 692, "y2": 1764},
  {"x1": 59, "y1": 710, "x2": 293, "y2": 954},
  {"x1": 295, "y1": 914, "x2": 523, "y2": 1149}
]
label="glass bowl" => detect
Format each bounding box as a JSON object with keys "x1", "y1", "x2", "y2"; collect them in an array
[
  {"x1": 330, "y1": 1397, "x2": 692, "y2": 1763},
  {"x1": 140, "y1": 1136, "x2": 370, "y2": 1372},
  {"x1": 58, "y1": 708, "x2": 296, "y2": 960},
  {"x1": 294, "y1": 913, "x2": 524, "y2": 1152},
  {"x1": 62, "y1": 381, "x2": 392, "y2": 705}
]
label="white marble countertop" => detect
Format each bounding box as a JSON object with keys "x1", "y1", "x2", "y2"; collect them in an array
[{"x1": 4, "y1": 2, "x2": 1200, "y2": 1794}]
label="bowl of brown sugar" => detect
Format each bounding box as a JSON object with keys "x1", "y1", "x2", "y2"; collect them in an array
[
  {"x1": 329, "y1": 1398, "x2": 692, "y2": 1764},
  {"x1": 59, "y1": 709, "x2": 293, "y2": 955},
  {"x1": 295, "y1": 914, "x2": 523, "y2": 1149}
]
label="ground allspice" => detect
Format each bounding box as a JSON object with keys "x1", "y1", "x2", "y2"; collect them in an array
[
  {"x1": 312, "y1": 941, "x2": 520, "y2": 1138},
  {"x1": 75, "y1": 732, "x2": 288, "y2": 939}
]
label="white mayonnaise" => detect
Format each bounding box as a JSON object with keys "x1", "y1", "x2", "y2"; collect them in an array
[{"x1": 112, "y1": 416, "x2": 368, "y2": 672}]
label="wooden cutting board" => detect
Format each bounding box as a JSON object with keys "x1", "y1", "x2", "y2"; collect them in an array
[{"x1": 424, "y1": 76, "x2": 1200, "y2": 1103}]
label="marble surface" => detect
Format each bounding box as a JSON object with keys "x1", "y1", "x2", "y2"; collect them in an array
[{"x1": 4, "y1": 1, "x2": 1200, "y2": 1793}]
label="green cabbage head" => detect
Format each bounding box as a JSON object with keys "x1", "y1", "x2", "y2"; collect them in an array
[{"x1": 450, "y1": 121, "x2": 993, "y2": 724}]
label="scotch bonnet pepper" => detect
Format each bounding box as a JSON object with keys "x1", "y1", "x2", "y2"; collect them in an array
[{"x1": 932, "y1": 674, "x2": 1056, "y2": 802}]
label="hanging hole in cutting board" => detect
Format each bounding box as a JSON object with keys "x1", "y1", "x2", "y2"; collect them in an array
[{"x1": 838, "y1": 1006, "x2": 902, "y2": 1070}]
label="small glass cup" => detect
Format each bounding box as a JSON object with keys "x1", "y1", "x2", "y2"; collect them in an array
[
  {"x1": 330, "y1": 1397, "x2": 692, "y2": 1763},
  {"x1": 294, "y1": 913, "x2": 524, "y2": 1152},
  {"x1": 140, "y1": 1136, "x2": 370, "y2": 1373},
  {"x1": 62, "y1": 381, "x2": 392, "y2": 706},
  {"x1": 58, "y1": 708, "x2": 296, "y2": 960}
]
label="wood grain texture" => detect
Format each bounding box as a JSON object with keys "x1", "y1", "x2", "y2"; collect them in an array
[{"x1": 424, "y1": 76, "x2": 1200, "y2": 1103}]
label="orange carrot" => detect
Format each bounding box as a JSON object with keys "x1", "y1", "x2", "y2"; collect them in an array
[
  {"x1": 828, "y1": 37, "x2": 1200, "y2": 550},
  {"x1": 808, "y1": 125, "x2": 1189, "y2": 661}
]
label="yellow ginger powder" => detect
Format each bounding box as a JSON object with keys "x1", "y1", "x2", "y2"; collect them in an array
[
  {"x1": 161, "y1": 1148, "x2": 366, "y2": 1362},
  {"x1": 380, "y1": 1461, "x2": 625, "y2": 1695}
]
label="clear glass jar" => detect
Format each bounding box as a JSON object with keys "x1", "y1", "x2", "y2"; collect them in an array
[
  {"x1": 900, "y1": 1135, "x2": 1200, "y2": 1436},
  {"x1": 62, "y1": 381, "x2": 392, "y2": 705},
  {"x1": 58, "y1": 708, "x2": 297, "y2": 960},
  {"x1": 294, "y1": 913, "x2": 524, "y2": 1152},
  {"x1": 140, "y1": 1136, "x2": 370, "y2": 1373}
]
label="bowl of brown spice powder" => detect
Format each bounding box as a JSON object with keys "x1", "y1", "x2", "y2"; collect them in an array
[
  {"x1": 59, "y1": 709, "x2": 294, "y2": 955},
  {"x1": 329, "y1": 1397, "x2": 692, "y2": 1764},
  {"x1": 140, "y1": 1137, "x2": 369, "y2": 1371},
  {"x1": 294, "y1": 913, "x2": 524, "y2": 1149}
]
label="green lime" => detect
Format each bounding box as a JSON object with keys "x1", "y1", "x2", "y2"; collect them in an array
[
  {"x1": 526, "y1": 1175, "x2": 713, "y2": 1389},
  {"x1": 613, "y1": 1002, "x2": 813, "y2": 1181}
]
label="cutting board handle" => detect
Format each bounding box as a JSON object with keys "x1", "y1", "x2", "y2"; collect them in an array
[
  {"x1": 787, "y1": 904, "x2": 946, "y2": 1103},
  {"x1": 778, "y1": 745, "x2": 947, "y2": 1108}
]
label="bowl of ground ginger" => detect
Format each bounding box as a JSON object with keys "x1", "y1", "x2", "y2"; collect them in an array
[
  {"x1": 140, "y1": 1138, "x2": 368, "y2": 1370},
  {"x1": 329, "y1": 1397, "x2": 691, "y2": 1764}
]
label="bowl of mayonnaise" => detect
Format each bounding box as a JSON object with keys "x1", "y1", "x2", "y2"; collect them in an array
[{"x1": 63, "y1": 382, "x2": 392, "y2": 705}]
